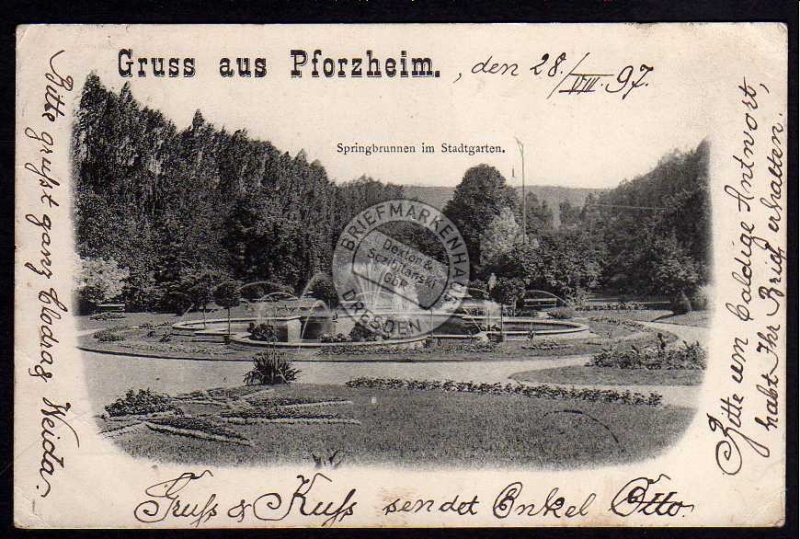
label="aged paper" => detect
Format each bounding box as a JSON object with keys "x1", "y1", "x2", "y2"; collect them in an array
[{"x1": 15, "y1": 24, "x2": 787, "y2": 528}]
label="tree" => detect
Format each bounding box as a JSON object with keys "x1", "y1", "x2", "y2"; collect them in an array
[
  {"x1": 213, "y1": 280, "x2": 242, "y2": 337},
  {"x1": 308, "y1": 277, "x2": 340, "y2": 308},
  {"x1": 489, "y1": 277, "x2": 526, "y2": 316},
  {"x1": 520, "y1": 192, "x2": 554, "y2": 236},
  {"x1": 480, "y1": 207, "x2": 522, "y2": 266},
  {"x1": 483, "y1": 229, "x2": 604, "y2": 300},
  {"x1": 443, "y1": 164, "x2": 518, "y2": 274},
  {"x1": 78, "y1": 257, "x2": 130, "y2": 311},
  {"x1": 185, "y1": 269, "x2": 223, "y2": 328},
  {"x1": 591, "y1": 140, "x2": 710, "y2": 296},
  {"x1": 652, "y1": 236, "x2": 701, "y2": 312},
  {"x1": 558, "y1": 201, "x2": 582, "y2": 229}
]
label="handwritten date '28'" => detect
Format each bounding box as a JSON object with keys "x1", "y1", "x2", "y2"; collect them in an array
[{"x1": 459, "y1": 52, "x2": 653, "y2": 100}]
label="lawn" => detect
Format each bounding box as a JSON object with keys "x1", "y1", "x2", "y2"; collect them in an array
[
  {"x1": 103, "y1": 383, "x2": 695, "y2": 470},
  {"x1": 652, "y1": 310, "x2": 711, "y2": 328},
  {"x1": 510, "y1": 365, "x2": 705, "y2": 387}
]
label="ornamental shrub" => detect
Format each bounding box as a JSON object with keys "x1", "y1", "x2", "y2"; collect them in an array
[
  {"x1": 249, "y1": 322, "x2": 278, "y2": 342},
  {"x1": 348, "y1": 322, "x2": 378, "y2": 342},
  {"x1": 105, "y1": 388, "x2": 175, "y2": 417},
  {"x1": 244, "y1": 350, "x2": 300, "y2": 385},
  {"x1": 590, "y1": 340, "x2": 706, "y2": 370}
]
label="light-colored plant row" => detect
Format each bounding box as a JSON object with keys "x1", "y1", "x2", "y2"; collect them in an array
[{"x1": 144, "y1": 422, "x2": 254, "y2": 446}]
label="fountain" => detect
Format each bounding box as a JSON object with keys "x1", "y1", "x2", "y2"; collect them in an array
[{"x1": 171, "y1": 276, "x2": 589, "y2": 356}]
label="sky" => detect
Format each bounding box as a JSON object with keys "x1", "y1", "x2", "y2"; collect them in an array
[{"x1": 57, "y1": 24, "x2": 757, "y2": 189}]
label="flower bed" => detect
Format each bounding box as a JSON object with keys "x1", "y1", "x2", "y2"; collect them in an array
[
  {"x1": 520, "y1": 340, "x2": 571, "y2": 351},
  {"x1": 345, "y1": 378, "x2": 662, "y2": 406},
  {"x1": 577, "y1": 302, "x2": 647, "y2": 311},
  {"x1": 590, "y1": 341, "x2": 706, "y2": 370},
  {"x1": 317, "y1": 341, "x2": 497, "y2": 357},
  {"x1": 105, "y1": 389, "x2": 177, "y2": 417}
]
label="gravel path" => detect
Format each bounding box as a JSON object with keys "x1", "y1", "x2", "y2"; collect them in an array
[
  {"x1": 83, "y1": 321, "x2": 708, "y2": 412},
  {"x1": 82, "y1": 351, "x2": 587, "y2": 412}
]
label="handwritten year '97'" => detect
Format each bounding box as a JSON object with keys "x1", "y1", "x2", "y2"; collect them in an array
[{"x1": 459, "y1": 52, "x2": 653, "y2": 100}]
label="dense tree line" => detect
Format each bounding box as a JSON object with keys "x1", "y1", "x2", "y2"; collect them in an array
[
  {"x1": 74, "y1": 75, "x2": 710, "y2": 314},
  {"x1": 445, "y1": 141, "x2": 710, "y2": 310},
  {"x1": 73, "y1": 75, "x2": 401, "y2": 312}
]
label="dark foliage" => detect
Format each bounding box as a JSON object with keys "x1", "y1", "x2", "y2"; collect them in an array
[
  {"x1": 105, "y1": 388, "x2": 175, "y2": 417},
  {"x1": 348, "y1": 322, "x2": 379, "y2": 342},
  {"x1": 345, "y1": 378, "x2": 662, "y2": 406},
  {"x1": 74, "y1": 76, "x2": 402, "y2": 312},
  {"x1": 74, "y1": 76, "x2": 709, "y2": 311},
  {"x1": 244, "y1": 350, "x2": 301, "y2": 385},
  {"x1": 590, "y1": 341, "x2": 707, "y2": 370},
  {"x1": 248, "y1": 323, "x2": 277, "y2": 342}
]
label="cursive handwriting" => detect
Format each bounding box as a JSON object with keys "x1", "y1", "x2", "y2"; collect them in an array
[
  {"x1": 37, "y1": 397, "x2": 79, "y2": 497},
  {"x1": 457, "y1": 52, "x2": 652, "y2": 100},
  {"x1": 707, "y1": 410, "x2": 770, "y2": 475},
  {"x1": 134, "y1": 470, "x2": 219, "y2": 527},
  {"x1": 29, "y1": 288, "x2": 68, "y2": 383},
  {"x1": 227, "y1": 473, "x2": 357, "y2": 527},
  {"x1": 610, "y1": 474, "x2": 694, "y2": 517},
  {"x1": 493, "y1": 482, "x2": 595, "y2": 519},
  {"x1": 384, "y1": 494, "x2": 479, "y2": 517},
  {"x1": 42, "y1": 50, "x2": 73, "y2": 122},
  {"x1": 761, "y1": 119, "x2": 784, "y2": 233}
]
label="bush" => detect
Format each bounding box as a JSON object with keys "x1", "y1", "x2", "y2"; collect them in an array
[
  {"x1": 467, "y1": 279, "x2": 489, "y2": 299},
  {"x1": 318, "y1": 340, "x2": 498, "y2": 356},
  {"x1": 241, "y1": 284, "x2": 266, "y2": 301},
  {"x1": 308, "y1": 277, "x2": 339, "y2": 308},
  {"x1": 566, "y1": 289, "x2": 590, "y2": 310},
  {"x1": 248, "y1": 322, "x2": 278, "y2": 342},
  {"x1": 590, "y1": 341, "x2": 706, "y2": 370},
  {"x1": 521, "y1": 339, "x2": 570, "y2": 351},
  {"x1": 105, "y1": 388, "x2": 175, "y2": 417},
  {"x1": 576, "y1": 302, "x2": 646, "y2": 311},
  {"x1": 345, "y1": 377, "x2": 662, "y2": 406},
  {"x1": 317, "y1": 337, "x2": 497, "y2": 356},
  {"x1": 93, "y1": 329, "x2": 125, "y2": 342},
  {"x1": 244, "y1": 350, "x2": 301, "y2": 385},
  {"x1": 690, "y1": 287, "x2": 710, "y2": 311},
  {"x1": 671, "y1": 291, "x2": 692, "y2": 315},
  {"x1": 348, "y1": 322, "x2": 379, "y2": 342},
  {"x1": 547, "y1": 307, "x2": 575, "y2": 319}
]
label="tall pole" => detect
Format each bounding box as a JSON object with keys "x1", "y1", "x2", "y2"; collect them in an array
[{"x1": 514, "y1": 137, "x2": 527, "y2": 242}]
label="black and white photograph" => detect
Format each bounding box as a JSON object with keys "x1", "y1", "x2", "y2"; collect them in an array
[{"x1": 14, "y1": 23, "x2": 788, "y2": 528}]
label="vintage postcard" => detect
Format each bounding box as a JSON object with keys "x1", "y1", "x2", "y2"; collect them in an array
[{"x1": 15, "y1": 24, "x2": 788, "y2": 528}]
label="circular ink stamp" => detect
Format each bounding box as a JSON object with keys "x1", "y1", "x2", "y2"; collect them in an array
[{"x1": 332, "y1": 200, "x2": 470, "y2": 339}]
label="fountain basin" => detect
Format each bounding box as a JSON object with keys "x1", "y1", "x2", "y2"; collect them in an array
[{"x1": 172, "y1": 313, "x2": 588, "y2": 348}]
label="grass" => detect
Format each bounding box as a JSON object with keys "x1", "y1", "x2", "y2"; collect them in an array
[
  {"x1": 105, "y1": 384, "x2": 694, "y2": 470},
  {"x1": 511, "y1": 365, "x2": 705, "y2": 387},
  {"x1": 653, "y1": 310, "x2": 711, "y2": 328}
]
